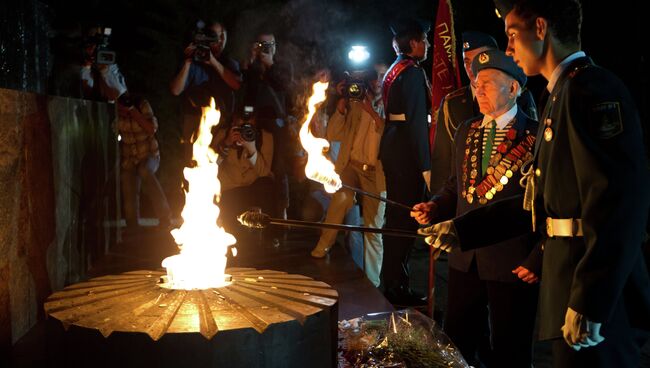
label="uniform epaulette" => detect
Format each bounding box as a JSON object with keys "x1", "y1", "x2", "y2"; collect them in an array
[{"x1": 445, "y1": 86, "x2": 468, "y2": 100}]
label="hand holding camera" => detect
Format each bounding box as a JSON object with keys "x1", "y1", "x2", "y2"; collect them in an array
[
  {"x1": 190, "y1": 20, "x2": 219, "y2": 63},
  {"x1": 224, "y1": 106, "x2": 258, "y2": 155},
  {"x1": 83, "y1": 27, "x2": 116, "y2": 66},
  {"x1": 250, "y1": 40, "x2": 275, "y2": 69}
]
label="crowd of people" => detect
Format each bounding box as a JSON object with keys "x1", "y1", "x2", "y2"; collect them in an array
[{"x1": 64, "y1": 0, "x2": 649, "y2": 366}]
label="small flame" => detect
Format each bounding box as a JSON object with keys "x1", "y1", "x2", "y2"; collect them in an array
[
  {"x1": 161, "y1": 98, "x2": 236, "y2": 290},
  {"x1": 299, "y1": 81, "x2": 342, "y2": 193}
]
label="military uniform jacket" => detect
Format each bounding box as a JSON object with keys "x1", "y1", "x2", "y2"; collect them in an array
[
  {"x1": 379, "y1": 55, "x2": 431, "y2": 175},
  {"x1": 453, "y1": 56, "x2": 650, "y2": 340},
  {"x1": 433, "y1": 108, "x2": 541, "y2": 281},
  {"x1": 430, "y1": 86, "x2": 538, "y2": 194}
]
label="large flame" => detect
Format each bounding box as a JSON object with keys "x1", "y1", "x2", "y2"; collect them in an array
[
  {"x1": 161, "y1": 98, "x2": 236, "y2": 290},
  {"x1": 299, "y1": 81, "x2": 342, "y2": 193}
]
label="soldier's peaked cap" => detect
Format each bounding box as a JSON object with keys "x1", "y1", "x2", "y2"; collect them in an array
[
  {"x1": 390, "y1": 16, "x2": 431, "y2": 37},
  {"x1": 471, "y1": 49, "x2": 527, "y2": 87},
  {"x1": 462, "y1": 31, "x2": 498, "y2": 52}
]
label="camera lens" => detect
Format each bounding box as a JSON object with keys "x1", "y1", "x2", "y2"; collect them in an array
[
  {"x1": 238, "y1": 124, "x2": 256, "y2": 142},
  {"x1": 347, "y1": 83, "x2": 363, "y2": 99}
]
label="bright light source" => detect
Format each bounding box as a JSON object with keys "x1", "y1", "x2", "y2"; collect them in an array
[{"x1": 348, "y1": 45, "x2": 370, "y2": 64}]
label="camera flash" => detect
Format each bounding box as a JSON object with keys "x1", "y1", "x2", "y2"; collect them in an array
[{"x1": 348, "y1": 45, "x2": 370, "y2": 64}]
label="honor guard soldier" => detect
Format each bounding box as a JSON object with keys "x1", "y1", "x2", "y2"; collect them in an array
[
  {"x1": 413, "y1": 49, "x2": 541, "y2": 367},
  {"x1": 430, "y1": 31, "x2": 538, "y2": 194},
  {"x1": 379, "y1": 17, "x2": 432, "y2": 306},
  {"x1": 421, "y1": 0, "x2": 650, "y2": 366}
]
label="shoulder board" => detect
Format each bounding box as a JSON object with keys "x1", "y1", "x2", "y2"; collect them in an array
[
  {"x1": 445, "y1": 86, "x2": 468, "y2": 100},
  {"x1": 568, "y1": 64, "x2": 591, "y2": 79}
]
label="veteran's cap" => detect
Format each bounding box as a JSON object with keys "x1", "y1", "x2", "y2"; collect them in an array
[
  {"x1": 471, "y1": 49, "x2": 527, "y2": 86},
  {"x1": 462, "y1": 31, "x2": 498, "y2": 52}
]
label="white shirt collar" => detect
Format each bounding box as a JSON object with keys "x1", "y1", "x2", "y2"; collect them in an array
[
  {"x1": 547, "y1": 51, "x2": 587, "y2": 92},
  {"x1": 481, "y1": 104, "x2": 518, "y2": 130}
]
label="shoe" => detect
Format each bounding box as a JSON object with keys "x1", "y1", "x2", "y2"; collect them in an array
[
  {"x1": 384, "y1": 287, "x2": 427, "y2": 307},
  {"x1": 310, "y1": 246, "x2": 331, "y2": 258}
]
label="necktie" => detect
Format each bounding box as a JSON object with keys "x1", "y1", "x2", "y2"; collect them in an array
[{"x1": 482, "y1": 120, "x2": 496, "y2": 174}]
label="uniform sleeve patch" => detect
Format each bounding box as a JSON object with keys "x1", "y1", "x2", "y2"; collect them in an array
[{"x1": 591, "y1": 102, "x2": 623, "y2": 139}]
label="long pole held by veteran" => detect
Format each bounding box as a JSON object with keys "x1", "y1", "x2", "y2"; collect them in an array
[{"x1": 237, "y1": 211, "x2": 441, "y2": 243}]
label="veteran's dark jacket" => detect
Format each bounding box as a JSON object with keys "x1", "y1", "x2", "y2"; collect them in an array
[
  {"x1": 430, "y1": 85, "x2": 538, "y2": 194},
  {"x1": 433, "y1": 108, "x2": 542, "y2": 282},
  {"x1": 451, "y1": 56, "x2": 650, "y2": 340}
]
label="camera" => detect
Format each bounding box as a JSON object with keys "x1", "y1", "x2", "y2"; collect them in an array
[
  {"x1": 256, "y1": 41, "x2": 275, "y2": 54},
  {"x1": 234, "y1": 106, "x2": 257, "y2": 142},
  {"x1": 192, "y1": 21, "x2": 218, "y2": 62},
  {"x1": 84, "y1": 27, "x2": 116, "y2": 65}
]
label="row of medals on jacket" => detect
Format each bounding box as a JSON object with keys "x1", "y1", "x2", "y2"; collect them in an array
[{"x1": 461, "y1": 124, "x2": 536, "y2": 205}]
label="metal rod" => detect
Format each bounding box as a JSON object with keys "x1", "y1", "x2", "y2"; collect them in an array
[
  {"x1": 340, "y1": 183, "x2": 416, "y2": 211},
  {"x1": 267, "y1": 218, "x2": 425, "y2": 239}
]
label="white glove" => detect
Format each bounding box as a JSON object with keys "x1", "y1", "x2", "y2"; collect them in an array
[
  {"x1": 561, "y1": 307, "x2": 605, "y2": 351},
  {"x1": 417, "y1": 220, "x2": 458, "y2": 253}
]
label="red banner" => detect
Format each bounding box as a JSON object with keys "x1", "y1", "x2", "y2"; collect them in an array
[{"x1": 430, "y1": 0, "x2": 461, "y2": 149}]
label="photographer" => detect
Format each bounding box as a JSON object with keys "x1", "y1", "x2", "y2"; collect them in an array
[
  {"x1": 213, "y1": 108, "x2": 277, "y2": 239},
  {"x1": 310, "y1": 67, "x2": 386, "y2": 288},
  {"x1": 49, "y1": 26, "x2": 126, "y2": 102},
  {"x1": 170, "y1": 20, "x2": 242, "y2": 161},
  {"x1": 242, "y1": 31, "x2": 295, "y2": 220}
]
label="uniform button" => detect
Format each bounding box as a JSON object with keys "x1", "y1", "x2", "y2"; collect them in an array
[{"x1": 535, "y1": 168, "x2": 541, "y2": 177}]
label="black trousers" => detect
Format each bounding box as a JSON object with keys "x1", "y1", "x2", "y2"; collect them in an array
[
  {"x1": 380, "y1": 165, "x2": 426, "y2": 291},
  {"x1": 445, "y1": 263, "x2": 539, "y2": 368}
]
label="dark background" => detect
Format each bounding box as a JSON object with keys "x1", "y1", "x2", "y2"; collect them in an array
[{"x1": 1, "y1": 0, "x2": 647, "y2": 212}]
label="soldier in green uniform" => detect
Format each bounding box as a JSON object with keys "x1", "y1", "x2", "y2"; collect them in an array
[
  {"x1": 420, "y1": 0, "x2": 650, "y2": 366},
  {"x1": 430, "y1": 31, "x2": 538, "y2": 194}
]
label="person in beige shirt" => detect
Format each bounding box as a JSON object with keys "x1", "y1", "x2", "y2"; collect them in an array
[
  {"x1": 116, "y1": 92, "x2": 171, "y2": 232},
  {"x1": 311, "y1": 69, "x2": 386, "y2": 288},
  {"x1": 213, "y1": 109, "x2": 276, "y2": 237}
]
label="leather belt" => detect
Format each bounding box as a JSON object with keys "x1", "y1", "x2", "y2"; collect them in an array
[
  {"x1": 350, "y1": 160, "x2": 375, "y2": 172},
  {"x1": 546, "y1": 218, "x2": 583, "y2": 237},
  {"x1": 388, "y1": 113, "x2": 406, "y2": 121}
]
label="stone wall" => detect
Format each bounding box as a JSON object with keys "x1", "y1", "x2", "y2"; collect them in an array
[{"x1": 0, "y1": 88, "x2": 118, "y2": 354}]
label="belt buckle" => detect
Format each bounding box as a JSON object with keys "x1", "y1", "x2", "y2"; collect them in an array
[
  {"x1": 546, "y1": 217, "x2": 553, "y2": 237},
  {"x1": 362, "y1": 164, "x2": 369, "y2": 171}
]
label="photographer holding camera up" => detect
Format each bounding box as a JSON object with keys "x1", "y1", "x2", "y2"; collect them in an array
[
  {"x1": 310, "y1": 60, "x2": 387, "y2": 288},
  {"x1": 170, "y1": 20, "x2": 242, "y2": 162},
  {"x1": 242, "y1": 31, "x2": 295, "y2": 221},
  {"x1": 212, "y1": 107, "x2": 277, "y2": 240},
  {"x1": 79, "y1": 26, "x2": 127, "y2": 101}
]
